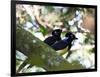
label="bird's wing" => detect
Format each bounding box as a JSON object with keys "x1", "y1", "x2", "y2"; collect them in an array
[{"x1": 52, "y1": 41, "x2": 67, "y2": 50}]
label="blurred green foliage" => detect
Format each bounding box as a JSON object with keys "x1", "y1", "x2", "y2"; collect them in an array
[{"x1": 39, "y1": 26, "x2": 48, "y2": 36}]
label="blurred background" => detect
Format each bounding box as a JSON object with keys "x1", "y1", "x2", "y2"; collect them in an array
[{"x1": 16, "y1": 4, "x2": 96, "y2": 73}]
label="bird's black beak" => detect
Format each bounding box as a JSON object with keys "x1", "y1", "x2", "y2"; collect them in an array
[{"x1": 75, "y1": 37, "x2": 78, "y2": 39}]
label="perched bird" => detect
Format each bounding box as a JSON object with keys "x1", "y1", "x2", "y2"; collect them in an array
[
  {"x1": 44, "y1": 29, "x2": 62, "y2": 46},
  {"x1": 51, "y1": 32, "x2": 77, "y2": 56}
]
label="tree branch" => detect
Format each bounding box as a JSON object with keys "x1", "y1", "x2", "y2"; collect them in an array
[{"x1": 16, "y1": 26, "x2": 84, "y2": 73}]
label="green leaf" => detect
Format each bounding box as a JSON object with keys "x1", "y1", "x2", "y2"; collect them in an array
[{"x1": 39, "y1": 26, "x2": 48, "y2": 36}]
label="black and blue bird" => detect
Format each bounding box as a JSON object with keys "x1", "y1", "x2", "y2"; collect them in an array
[
  {"x1": 44, "y1": 29, "x2": 62, "y2": 46},
  {"x1": 51, "y1": 32, "x2": 77, "y2": 56}
]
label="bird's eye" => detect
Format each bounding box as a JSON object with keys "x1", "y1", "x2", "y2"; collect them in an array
[
  {"x1": 54, "y1": 31, "x2": 58, "y2": 34},
  {"x1": 70, "y1": 34, "x2": 73, "y2": 38}
]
